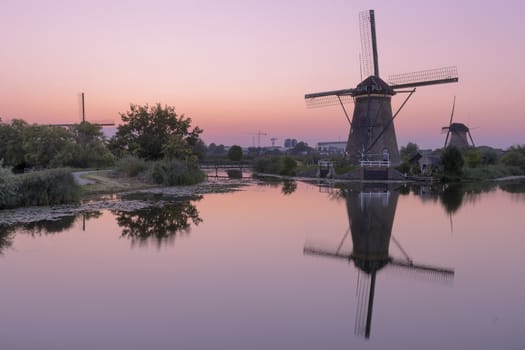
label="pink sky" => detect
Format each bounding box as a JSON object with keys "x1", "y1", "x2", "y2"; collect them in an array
[{"x1": 1, "y1": 0, "x2": 524, "y2": 149}]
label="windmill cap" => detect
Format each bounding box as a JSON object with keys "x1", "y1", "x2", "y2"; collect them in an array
[
  {"x1": 352, "y1": 75, "x2": 395, "y2": 96},
  {"x1": 449, "y1": 122, "x2": 469, "y2": 132}
]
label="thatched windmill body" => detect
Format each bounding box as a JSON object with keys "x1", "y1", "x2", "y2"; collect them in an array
[
  {"x1": 442, "y1": 96, "x2": 475, "y2": 149},
  {"x1": 305, "y1": 10, "x2": 459, "y2": 168}
]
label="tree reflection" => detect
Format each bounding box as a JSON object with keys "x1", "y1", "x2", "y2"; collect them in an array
[
  {"x1": 499, "y1": 181, "x2": 525, "y2": 194},
  {"x1": 440, "y1": 184, "x2": 464, "y2": 214},
  {"x1": 281, "y1": 180, "x2": 297, "y2": 195},
  {"x1": 0, "y1": 225, "x2": 14, "y2": 254},
  {"x1": 115, "y1": 198, "x2": 203, "y2": 248}
]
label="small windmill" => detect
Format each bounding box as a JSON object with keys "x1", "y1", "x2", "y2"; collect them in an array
[
  {"x1": 442, "y1": 96, "x2": 475, "y2": 149},
  {"x1": 304, "y1": 186, "x2": 454, "y2": 339},
  {"x1": 305, "y1": 10, "x2": 458, "y2": 169},
  {"x1": 50, "y1": 92, "x2": 114, "y2": 127}
]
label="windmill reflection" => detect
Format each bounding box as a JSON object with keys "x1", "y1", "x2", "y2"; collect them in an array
[
  {"x1": 304, "y1": 184, "x2": 454, "y2": 339},
  {"x1": 115, "y1": 198, "x2": 202, "y2": 248}
]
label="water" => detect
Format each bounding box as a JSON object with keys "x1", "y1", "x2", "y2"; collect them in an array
[{"x1": 1, "y1": 180, "x2": 524, "y2": 350}]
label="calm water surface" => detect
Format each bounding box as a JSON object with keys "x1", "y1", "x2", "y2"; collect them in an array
[{"x1": 1, "y1": 180, "x2": 524, "y2": 350}]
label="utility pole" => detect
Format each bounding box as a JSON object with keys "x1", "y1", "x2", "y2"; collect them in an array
[{"x1": 81, "y1": 92, "x2": 85, "y2": 122}]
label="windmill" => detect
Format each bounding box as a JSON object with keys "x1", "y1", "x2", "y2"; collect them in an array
[
  {"x1": 304, "y1": 184, "x2": 454, "y2": 339},
  {"x1": 305, "y1": 10, "x2": 458, "y2": 172},
  {"x1": 442, "y1": 96, "x2": 475, "y2": 149},
  {"x1": 50, "y1": 92, "x2": 115, "y2": 127}
]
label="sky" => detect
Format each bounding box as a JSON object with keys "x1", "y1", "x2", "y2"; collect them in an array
[{"x1": 1, "y1": 0, "x2": 524, "y2": 149}]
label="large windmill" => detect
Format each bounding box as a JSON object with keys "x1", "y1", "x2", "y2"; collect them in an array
[
  {"x1": 442, "y1": 96, "x2": 475, "y2": 149},
  {"x1": 305, "y1": 10, "x2": 458, "y2": 170},
  {"x1": 304, "y1": 184, "x2": 454, "y2": 339}
]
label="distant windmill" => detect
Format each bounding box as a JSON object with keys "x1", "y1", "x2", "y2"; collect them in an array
[
  {"x1": 305, "y1": 185, "x2": 454, "y2": 339},
  {"x1": 442, "y1": 96, "x2": 475, "y2": 149},
  {"x1": 305, "y1": 10, "x2": 458, "y2": 170},
  {"x1": 50, "y1": 92, "x2": 114, "y2": 127}
]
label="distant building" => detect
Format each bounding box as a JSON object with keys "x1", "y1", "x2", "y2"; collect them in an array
[
  {"x1": 284, "y1": 138, "x2": 297, "y2": 148},
  {"x1": 317, "y1": 141, "x2": 347, "y2": 155}
]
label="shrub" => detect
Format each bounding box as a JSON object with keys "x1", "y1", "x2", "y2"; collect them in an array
[
  {"x1": 148, "y1": 160, "x2": 204, "y2": 186},
  {"x1": 253, "y1": 156, "x2": 297, "y2": 176},
  {"x1": 116, "y1": 156, "x2": 148, "y2": 177},
  {"x1": 226, "y1": 169, "x2": 243, "y2": 178},
  {"x1": 441, "y1": 146, "x2": 464, "y2": 176},
  {"x1": 280, "y1": 156, "x2": 297, "y2": 176},
  {"x1": 0, "y1": 166, "x2": 17, "y2": 208},
  {"x1": 16, "y1": 169, "x2": 80, "y2": 207}
]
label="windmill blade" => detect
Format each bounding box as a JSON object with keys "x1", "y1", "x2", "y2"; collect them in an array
[
  {"x1": 389, "y1": 258, "x2": 455, "y2": 281},
  {"x1": 305, "y1": 94, "x2": 354, "y2": 108},
  {"x1": 388, "y1": 66, "x2": 458, "y2": 89},
  {"x1": 449, "y1": 96, "x2": 456, "y2": 126},
  {"x1": 359, "y1": 10, "x2": 379, "y2": 77},
  {"x1": 303, "y1": 247, "x2": 351, "y2": 261}
]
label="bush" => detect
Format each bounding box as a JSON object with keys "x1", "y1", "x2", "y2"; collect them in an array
[
  {"x1": 148, "y1": 160, "x2": 204, "y2": 186},
  {"x1": 0, "y1": 166, "x2": 17, "y2": 208},
  {"x1": 116, "y1": 156, "x2": 148, "y2": 177},
  {"x1": 226, "y1": 169, "x2": 243, "y2": 178},
  {"x1": 228, "y1": 145, "x2": 243, "y2": 162},
  {"x1": 500, "y1": 146, "x2": 525, "y2": 171},
  {"x1": 280, "y1": 156, "x2": 297, "y2": 176},
  {"x1": 253, "y1": 156, "x2": 297, "y2": 176},
  {"x1": 442, "y1": 146, "x2": 464, "y2": 176},
  {"x1": 16, "y1": 169, "x2": 80, "y2": 207},
  {"x1": 0, "y1": 168, "x2": 80, "y2": 209},
  {"x1": 464, "y1": 149, "x2": 481, "y2": 168}
]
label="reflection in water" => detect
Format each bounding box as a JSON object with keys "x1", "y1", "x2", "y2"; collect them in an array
[
  {"x1": 305, "y1": 184, "x2": 455, "y2": 339},
  {"x1": 256, "y1": 178, "x2": 298, "y2": 195},
  {"x1": 498, "y1": 180, "x2": 525, "y2": 202},
  {"x1": 0, "y1": 225, "x2": 14, "y2": 254},
  {"x1": 0, "y1": 212, "x2": 102, "y2": 253},
  {"x1": 115, "y1": 198, "x2": 203, "y2": 248},
  {"x1": 281, "y1": 180, "x2": 297, "y2": 195}
]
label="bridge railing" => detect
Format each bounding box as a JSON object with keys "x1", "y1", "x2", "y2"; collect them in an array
[{"x1": 359, "y1": 160, "x2": 390, "y2": 167}]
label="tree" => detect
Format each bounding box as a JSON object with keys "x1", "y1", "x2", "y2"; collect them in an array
[
  {"x1": 67, "y1": 122, "x2": 115, "y2": 168},
  {"x1": 441, "y1": 146, "x2": 464, "y2": 176},
  {"x1": 400, "y1": 142, "x2": 419, "y2": 162},
  {"x1": 228, "y1": 145, "x2": 243, "y2": 161},
  {"x1": 290, "y1": 141, "x2": 313, "y2": 155},
  {"x1": 464, "y1": 149, "x2": 481, "y2": 168},
  {"x1": 110, "y1": 104, "x2": 202, "y2": 161},
  {"x1": 500, "y1": 145, "x2": 525, "y2": 171},
  {"x1": 0, "y1": 119, "x2": 27, "y2": 170},
  {"x1": 22, "y1": 125, "x2": 75, "y2": 168}
]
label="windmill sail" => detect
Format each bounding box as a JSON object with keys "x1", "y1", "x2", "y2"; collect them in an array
[
  {"x1": 388, "y1": 66, "x2": 458, "y2": 89},
  {"x1": 359, "y1": 10, "x2": 379, "y2": 77}
]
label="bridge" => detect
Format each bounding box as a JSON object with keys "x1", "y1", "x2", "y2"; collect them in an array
[{"x1": 199, "y1": 163, "x2": 252, "y2": 177}]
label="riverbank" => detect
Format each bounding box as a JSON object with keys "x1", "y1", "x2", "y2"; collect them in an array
[{"x1": 0, "y1": 175, "x2": 251, "y2": 225}]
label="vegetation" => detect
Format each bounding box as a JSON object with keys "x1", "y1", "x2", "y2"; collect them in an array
[
  {"x1": 109, "y1": 104, "x2": 202, "y2": 161},
  {"x1": 0, "y1": 167, "x2": 80, "y2": 209},
  {"x1": 227, "y1": 145, "x2": 243, "y2": 162},
  {"x1": 441, "y1": 146, "x2": 464, "y2": 177},
  {"x1": 253, "y1": 156, "x2": 297, "y2": 176},
  {"x1": 0, "y1": 119, "x2": 113, "y2": 170}
]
